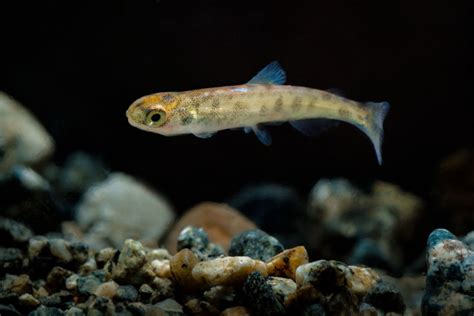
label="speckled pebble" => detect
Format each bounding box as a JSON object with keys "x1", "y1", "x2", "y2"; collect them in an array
[
  {"x1": 422, "y1": 228, "x2": 474, "y2": 315},
  {"x1": 49, "y1": 239, "x2": 72, "y2": 263},
  {"x1": 266, "y1": 246, "x2": 308, "y2": 280},
  {"x1": 177, "y1": 226, "x2": 225, "y2": 260},
  {"x1": 116, "y1": 285, "x2": 138, "y2": 302},
  {"x1": 150, "y1": 259, "x2": 171, "y2": 279},
  {"x1": 296, "y1": 260, "x2": 380, "y2": 297},
  {"x1": 242, "y1": 271, "x2": 286, "y2": 316},
  {"x1": 229, "y1": 229, "x2": 284, "y2": 261},
  {"x1": 153, "y1": 298, "x2": 184, "y2": 315},
  {"x1": 203, "y1": 285, "x2": 236, "y2": 310},
  {"x1": 266, "y1": 277, "x2": 297, "y2": 307},
  {"x1": 192, "y1": 256, "x2": 267, "y2": 287},
  {"x1": 28, "y1": 236, "x2": 48, "y2": 259},
  {"x1": 64, "y1": 307, "x2": 85, "y2": 316},
  {"x1": 111, "y1": 239, "x2": 148, "y2": 283},
  {"x1": 1, "y1": 274, "x2": 31, "y2": 294},
  {"x1": 364, "y1": 281, "x2": 405, "y2": 314}
]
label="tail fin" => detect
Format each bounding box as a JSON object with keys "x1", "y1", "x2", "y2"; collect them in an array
[{"x1": 364, "y1": 101, "x2": 390, "y2": 165}]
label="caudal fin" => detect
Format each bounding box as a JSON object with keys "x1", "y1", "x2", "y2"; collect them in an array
[{"x1": 364, "y1": 101, "x2": 390, "y2": 165}]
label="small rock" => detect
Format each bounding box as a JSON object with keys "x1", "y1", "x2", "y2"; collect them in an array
[
  {"x1": 46, "y1": 267, "x2": 73, "y2": 292},
  {"x1": 242, "y1": 271, "x2": 286, "y2": 316},
  {"x1": 192, "y1": 256, "x2": 267, "y2": 287},
  {"x1": 169, "y1": 249, "x2": 200, "y2": 292},
  {"x1": 150, "y1": 259, "x2": 171, "y2": 279},
  {"x1": 203, "y1": 286, "x2": 236, "y2": 310},
  {"x1": 76, "y1": 271, "x2": 104, "y2": 296},
  {"x1": 326, "y1": 287, "x2": 358, "y2": 315},
  {"x1": 1, "y1": 274, "x2": 31, "y2": 295},
  {"x1": 364, "y1": 281, "x2": 405, "y2": 314},
  {"x1": 76, "y1": 173, "x2": 175, "y2": 249},
  {"x1": 0, "y1": 216, "x2": 33, "y2": 246},
  {"x1": 165, "y1": 202, "x2": 256, "y2": 253},
  {"x1": 95, "y1": 247, "x2": 117, "y2": 267},
  {"x1": 220, "y1": 306, "x2": 251, "y2": 316},
  {"x1": 64, "y1": 307, "x2": 85, "y2": 316},
  {"x1": 19, "y1": 293, "x2": 40, "y2": 307},
  {"x1": 266, "y1": 277, "x2": 297, "y2": 307},
  {"x1": 0, "y1": 91, "x2": 54, "y2": 174},
  {"x1": 49, "y1": 239, "x2": 72, "y2": 263},
  {"x1": 422, "y1": 228, "x2": 474, "y2": 315},
  {"x1": 176, "y1": 226, "x2": 224, "y2": 260},
  {"x1": 296, "y1": 260, "x2": 380, "y2": 297},
  {"x1": 116, "y1": 285, "x2": 138, "y2": 302},
  {"x1": 153, "y1": 298, "x2": 184, "y2": 315},
  {"x1": 229, "y1": 229, "x2": 284, "y2": 261},
  {"x1": 112, "y1": 239, "x2": 150, "y2": 284},
  {"x1": 150, "y1": 277, "x2": 174, "y2": 301},
  {"x1": 0, "y1": 247, "x2": 24, "y2": 274},
  {"x1": 183, "y1": 298, "x2": 218, "y2": 315},
  {"x1": 28, "y1": 236, "x2": 48, "y2": 258},
  {"x1": 266, "y1": 246, "x2": 308, "y2": 280},
  {"x1": 29, "y1": 305, "x2": 65, "y2": 316},
  {"x1": 94, "y1": 281, "x2": 119, "y2": 298},
  {"x1": 65, "y1": 274, "x2": 79, "y2": 291},
  {"x1": 78, "y1": 257, "x2": 97, "y2": 275},
  {"x1": 88, "y1": 296, "x2": 114, "y2": 315},
  {"x1": 138, "y1": 284, "x2": 154, "y2": 303}
]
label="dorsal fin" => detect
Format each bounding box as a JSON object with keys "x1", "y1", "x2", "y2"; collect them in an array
[{"x1": 247, "y1": 61, "x2": 286, "y2": 85}]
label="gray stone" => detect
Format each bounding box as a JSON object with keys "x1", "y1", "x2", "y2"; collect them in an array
[
  {"x1": 0, "y1": 216, "x2": 33, "y2": 246},
  {"x1": 116, "y1": 285, "x2": 138, "y2": 302},
  {"x1": 229, "y1": 229, "x2": 284, "y2": 261},
  {"x1": 76, "y1": 173, "x2": 175, "y2": 249},
  {"x1": 0, "y1": 92, "x2": 54, "y2": 174},
  {"x1": 176, "y1": 226, "x2": 224, "y2": 260},
  {"x1": 364, "y1": 281, "x2": 405, "y2": 314},
  {"x1": 29, "y1": 305, "x2": 65, "y2": 316},
  {"x1": 422, "y1": 228, "x2": 474, "y2": 315}
]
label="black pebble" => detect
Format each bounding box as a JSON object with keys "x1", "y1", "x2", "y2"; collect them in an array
[
  {"x1": 242, "y1": 271, "x2": 285, "y2": 316},
  {"x1": 364, "y1": 281, "x2": 406, "y2": 314}
]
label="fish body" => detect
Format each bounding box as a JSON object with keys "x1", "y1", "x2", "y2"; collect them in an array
[{"x1": 126, "y1": 62, "x2": 389, "y2": 164}]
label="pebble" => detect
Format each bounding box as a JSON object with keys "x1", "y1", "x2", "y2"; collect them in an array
[
  {"x1": 76, "y1": 271, "x2": 104, "y2": 296},
  {"x1": 1, "y1": 274, "x2": 31, "y2": 295},
  {"x1": 76, "y1": 172, "x2": 175, "y2": 249},
  {"x1": 176, "y1": 226, "x2": 224, "y2": 260},
  {"x1": 28, "y1": 236, "x2": 48, "y2": 259},
  {"x1": 0, "y1": 216, "x2": 33, "y2": 246},
  {"x1": 150, "y1": 259, "x2": 172, "y2": 279},
  {"x1": 221, "y1": 306, "x2": 251, "y2": 316},
  {"x1": 153, "y1": 298, "x2": 184, "y2": 315},
  {"x1": 169, "y1": 249, "x2": 200, "y2": 292},
  {"x1": 266, "y1": 246, "x2": 308, "y2": 280},
  {"x1": 94, "y1": 281, "x2": 119, "y2": 298},
  {"x1": 29, "y1": 305, "x2": 65, "y2": 316},
  {"x1": 0, "y1": 91, "x2": 54, "y2": 174},
  {"x1": 363, "y1": 281, "x2": 406, "y2": 314},
  {"x1": 116, "y1": 285, "x2": 138, "y2": 302},
  {"x1": 296, "y1": 260, "x2": 380, "y2": 297},
  {"x1": 266, "y1": 277, "x2": 297, "y2": 307},
  {"x1": 0, "y1": 247, "x2": 24, "y2": 274},
  {"x1": 203, "y1": 285, "x2": 236, "y2": 310},
  {"x1": 422, "y1": 228, "x2": 474, "y2": 315},
  {"x1": 18, "y1": 293, "x2": 40, "y2": 307},
  {"x1": 192, "y1": 256, "x2": 267, "y2": 287},
  {"x1": 242, "y1": 271, "x2": 286, "y2": 316},
  {"x1": 229, "y1": 229, "x2": 284, "y2": 261},
  {"x1": 46, "y1": 267, "x2": 73, "y2": 292},
  {"x1": 111, "y1": 239, "x2": 147, "y2": 283},
  {"x1": 64, "y1": 307, "x2": 85, "y2": 316},
  {"x1": 164, "y1": 202, "x2": 256, "y2": 253},
  {"x1": 49, "y1": 238, "x2": 73, "y2": 263},
  {"x1": 95, "y1": 247, "x2": 117, "y2": 267}
]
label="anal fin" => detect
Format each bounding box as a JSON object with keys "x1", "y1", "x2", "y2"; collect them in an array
[
  {"x1": 251, "y1": 125, "x2": 272, "y2": 145},
  {"x1": 289, "y1": 118, "x2": 340, "y2": 137}
]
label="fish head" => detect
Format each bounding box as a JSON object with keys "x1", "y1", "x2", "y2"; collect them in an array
[{"x1": 126, "y1": 92, "x2": 183, "y2": 135}]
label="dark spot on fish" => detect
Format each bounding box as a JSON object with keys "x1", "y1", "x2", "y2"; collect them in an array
[
  {"x1": 274, "y1": 96, "x2": 283, "y2": 112},
  {"x1": 292, "y1": 97, "x2": 303, "y2": 111},
  {"x1": 180, "y1": 113, "x2": 193, "y2": 125},
  {"x1": 162, "y1": 94, "x2": 175, "y2": 103},
  {"x1": 307, "y1": 101, "x2": 315, "y2": 109},
  {"x1": 234, "y1": 101, "x2": 247, "y2": 110},
  {"x1": 211, "y1": 98, "x2": 220, "y2": 108},
  {"x1": 260, "y1": 105, "x2": 268, "y2": 116},
  {"x1": 338, "y1": 108, "x2": 351, "y2": 118}
]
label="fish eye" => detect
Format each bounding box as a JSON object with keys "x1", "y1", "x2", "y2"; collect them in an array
[{"x1": 146, "y1": 109, "x2": 167, "y2": 126}]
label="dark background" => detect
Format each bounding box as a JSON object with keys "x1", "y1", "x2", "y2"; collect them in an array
[{"x1": 1, "y1": 0, "x2": 473, "y2": 212}]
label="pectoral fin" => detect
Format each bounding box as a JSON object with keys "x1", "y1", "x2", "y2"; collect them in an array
[
  {"x1": 251, "y1": 125, "x2": 272, "y2": 145},
  {"x1": 193, "y1": 132, "x2": 215, "y2": 139}
]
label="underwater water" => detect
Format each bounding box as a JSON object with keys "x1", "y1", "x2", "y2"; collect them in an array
[{"x1": 1, "y1": 1, "x2": 473, "y2": 315}]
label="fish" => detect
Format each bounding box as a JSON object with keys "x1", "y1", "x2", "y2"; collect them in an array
[{"x1": 126, "y1": 61, "x2": 390, "y2": 164}]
